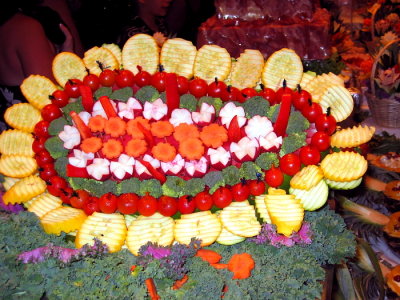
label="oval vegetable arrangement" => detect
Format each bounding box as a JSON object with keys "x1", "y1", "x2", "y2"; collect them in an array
[{"x1": 0, "y1": 34, "x2": 372, "y2": 298}]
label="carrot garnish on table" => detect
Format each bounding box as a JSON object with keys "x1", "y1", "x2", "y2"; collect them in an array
[
  {"x1": 227, "y1": 253, "x2": 255, "y2": 279},
  {"x1": 145, "y1": 278, "x2": 160, "y2": 300}
]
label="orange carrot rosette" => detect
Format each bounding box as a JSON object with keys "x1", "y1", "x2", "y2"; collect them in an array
[
  {"x1": 173, "y1": 123, "x2": 200, "y2": 142},
  {"x1": 125, "y1": 139, "x2": 148, "y2": 158},
  {"x1": 200, "y1": 124, "x2": 228, "y2": 148},
  {"x1": 179, "y1": 138, "x2": 204, "y2": 160},
  {"x1": 151, "y1": 120, "x2": 174, "y2": 138},
  {"x1": 152, "y1": 142, "x2": 176, "y2": 162}
]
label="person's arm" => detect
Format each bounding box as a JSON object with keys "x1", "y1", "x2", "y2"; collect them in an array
[{"x1": 15, "y1": 16, "x2": 57, "y2": 81}]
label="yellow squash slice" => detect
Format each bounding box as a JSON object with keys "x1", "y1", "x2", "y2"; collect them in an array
[
  {"x1": 52, "y1": 52, "x2": 86, "y2": 87},
  {"x1": 41, "y1": 206, "x2": 87, "y2": 235},
  {"x1": 20, "y1": 75, "x2": 56, "y2": 109}
]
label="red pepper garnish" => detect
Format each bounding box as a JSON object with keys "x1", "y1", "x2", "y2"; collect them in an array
[
  {"x1": 69, "y1": 111, "x2": 92, "y2": 139},
  {"x1": 66, "y1": 164, "x2": 89, "y2": 178},
  {"x1": 165, "y1": 72, "x2": 180, "y2": 117},
  {"x1": 137, "y1": 122, "x2": 154, "y2": 148},
  {"x1": 273, "y1": 93, "x2": 292, "y2": 137},
  {"x1": 99, "y1": 95, "x2": 118, "y2": 118},
  {"x1": 79, "y1": 85, "x2": 94, "y2": 113},
  {"x1": 137, "y1": 159, "x2": 166, "y2": 184},
  {"x1": 228, "y1": 115, "x2": 242, "y2": 142}
]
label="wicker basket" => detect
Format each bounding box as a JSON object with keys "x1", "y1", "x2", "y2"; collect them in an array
[{"x1": 366, "y1": 39, "x2": 400, "y2": 128}]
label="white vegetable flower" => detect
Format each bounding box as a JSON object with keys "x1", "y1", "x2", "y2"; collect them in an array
[{"x1": 58, "y1": 125, "x2": 80, "y2": 149}]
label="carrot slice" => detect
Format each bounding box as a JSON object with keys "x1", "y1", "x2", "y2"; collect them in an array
[
  {"x1": 145, "y1": 278, "x2": 160, "y2": 300},
  {"x1": 211, "y1": 263, "x2": 228, "y2": 269},
  {"x1": 179, "y1": 138, "x2": 204, "y2": 160},
  {"x1": 104, "y1": 117, "x2": 126, "y2": 138},
  {"x1": 102, "y1": 138, "x2": 123, "y2": 159},
  {"x1": 151, "y1": 120, "x2": 174, "y2": 138},
  {"x1": 172, "y1": 274, "x2": 188, "y2": 290},
  {"x1": 125, "y1": 139, "x2": 147, "y2": 157},
  {"x1": 196, "y1": 249, "x2": 222, "y2": 264},
  {"x1": 126, "y1": 117, "x2": 150, "y2": 139},
  {"x1": 173, "y1": 123, "x2": 200, "y2": 142},
  {"x1": 227, "y1": 253, "x2": 255, "y2": 280},
  {"x1": 200, "y1": 124, "x2": 228, "y2": 148},
  {"x1": 152, "y1": 142, "x2": 176, "y2": 162},
  {"x1": 81, "y1": 137, "x2": 103, "y2": 154},
  {"x1": 88, "y1": 115, "x2": 107, "y2": 133}
]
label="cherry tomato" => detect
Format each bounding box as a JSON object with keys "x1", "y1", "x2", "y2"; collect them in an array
[
  {"x1": 311, "y1": 131, "x2": 331, "y2": 151},
  {"x1": 138, "y1": 194, "x2": 158, "y2": 216},
  {"x1": 32, "y1": 137, "x2": 47, "y2": 153},
  {"x1": 39, "y1": 163, "x2": 57, "y2": 181},
  {"x1": 292, "y1": 85, "x2": 311, "y2": 111},
  {"x1": 83, "y1": 73, "x2": 100, "y2": 91},
  {"x1": 64, "y1": 79, "x2": 82, "y2": 98},
  {"x1": 241, "y1": 87, "x2": 258, "y2": 99},
  {"x1": 302, "y1": 100, "x2": 323, "y2": 123},
  {"x1": 151, "y1": 68, "x2": 166, "y2": 92},
  {"x1": 47, "y1": 176, "x2": 67, "y2": 196},
  {"x1": 248, "y1": 179, "x2": 266, "y2": 196},
  {"x1": 70, "y1": 189, "x2": 90, "y2": 209},
  {"x1": 220, "y1": 86, "x2": 241, "y2": 102},
  {"x1": 189, "y1": 78, "x2": 208, "y2": 98},
  {"x1": 212, "y1": 187, "x2": 233, "y2": 208},
  {"x1": 194, "y1": 191, "x2": 213, "y2": 211},
  {"x1": 264, "y1": 166, "x2": 284, "y2": 187},
  {"x1": 117, "y1": 193, "x2": 138, "y2": 214},
  {"x1": 83, "y1": 198, "x2": 100, "y2": 215},
  {"x1": 231, "y1": 182, "x2": 251, "y2": 202},
  {"x1": 41, "y1": 103, "x2": 62, "y2": 122},
  {"x1": 158, "y1": 195, "x2": 178, "y2": 217},
  {"x1": 177, "y1": 75, "x2": 189, "y2": 95},
  {"x1": 99, "y1": 69, "x2": 116, "y2": 87},
  {"x1": 50, "y1": 90, "x2": 69, "y2": 108},
  {"x1": 207, "y1": 78, "x2": 227, "y2": 98},
  {"x1": 135, "y1": 66, "x2": 152, "y2": 87},
  {"x1": 258, "y1": 84, "x2": 277, "y2": 105},
  {"x1": 35, "y1": 150, "x2": 54, "y2": 168},
  {"x1": 315, "y1": 109, "x2": 336, "y2": 135},
  {"x1": 99, "y1": 193, "x2": 118, "y2": 213},
  {"x1": 178, "y1": 195, "x2": 196, "y2": 214},
  {"x1": 279, "y1": 153, "x2": 301, "y2": 176},
  {"x1": 34, "y1": 120, "x2": 50, "y2": 138},
  {"x1": 60, "y1": 187, "x2": 74, "y2": 205},
  {"x1": 115, "y1": 69, "x2": 135, "y2": 88},
  {"x1": 299, "y1": 145, "x2": 321, "y2": 165},
  {"x1": 275, "y1": 80, "x2": 293, "y2": 103}
]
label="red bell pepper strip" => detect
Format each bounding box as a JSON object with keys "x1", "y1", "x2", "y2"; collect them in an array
[
  {"x1": 137, "y1": 159, "x2": 166, "y2": 184},
  {"x1": 79, "y1": 85, "x2": 94, "y2": 113},
  {"x1": 273, "y1": 93, "x2": 292, "y2": 137},
  {"x1": 99, "y1": 96, "x2": 118, "y2": 118},
  {"x1": 137, "y1": 122, "x2": 154, "y2": 148},
  {"x1": 165, "y1": 72, "x2": 180, "y2": 117},
  {"x1": 69, "y1": 111, "x2": 92, "y2": 139},
  {"x1": 66, "y1": 164, "x2": 89, "y2": 178},
  {"x1": 228, "y1": 115, "x2": 242, "y2": 142}
]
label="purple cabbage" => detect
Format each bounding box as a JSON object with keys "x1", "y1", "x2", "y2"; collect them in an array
[{"x1": 0, "y1": 191, "x2": 24, "y2": 214}]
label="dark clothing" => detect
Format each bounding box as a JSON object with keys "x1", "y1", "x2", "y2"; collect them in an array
[{"x1": 0, "y1": 85, "x2": 24, "y2": 132}]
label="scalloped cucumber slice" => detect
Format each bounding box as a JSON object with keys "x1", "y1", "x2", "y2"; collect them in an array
[
  {"x1": 289, "y1": 179, "x2": 329, "y2": 211},
  {"x1": 325, "y1": 177, "x2": 362, "y2": 190}
]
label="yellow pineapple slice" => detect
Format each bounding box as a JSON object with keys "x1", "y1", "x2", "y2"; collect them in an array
[
  {"x1": 0, "y1": 155, "x2": 37, "y2": 178},
  {"x1": 289, "y1": 179, "x2": 329, "y2": 211},
  {"x1": 3, "y1": 175, "x2": 46, "y2": 204},
  {"x1": 83, "y1": 46, "x2": 119, "y2": 76},
  {"x1": 321, "y1": 151, "x2": 368, "y2": 182},
  {"x1": 193, "y1": 44, "x2": 232, "y2": 83},
  {"x1": 102, "y1": 43, "x2": 122, "y2": 67},
  {"x1": 2, "y1": 176, "x2": 21, "y2": 191},
  {"x1": 76, "y1": 212, "x2": 127, "y2": 253},
  {"x1": 122, "y1": 33, "x2": 159, "y2": 75},
  {"x1": 230, "y1": 49, "x2": 264, "y2": 89},
  {"x1": 20, "y1": 75, "x2": 56, "y2": 110},
  {"x1": 160, "y1": 38, "x2": 197, "y2": 79},
  {"x1": 262, "y1": 48, "x2": 303, "y2": 90},
  {"x1": 52, "y1": 52, "x2": 87, "y2": 87},
  {"x1": 330, "y1": 125, "x2": 375, "y2": 148},
  {"x1": 28, "y1": 193, "x2": 63, "y2": 218},
  {"x1": 319, "y1": 85, "x2": 354, "y2": 122},
  {"x1": 4, "y1": 103, "x2": 42, "y2": 133},
  {"x1": 41, "y1": 206, "x2": 87, "y2": 235},
  {"x1": 215, "y1": 211, "x2": 246, "y2": 245},
  {"x1": 254, "y1": 194, "x2": 271, "y2": 224},
  {"x1": 290, "y1": 165, "x2": 324, "y2": 190},
  {"x1": 0, "y1": 129, "x2": 34, "y2": 157}
]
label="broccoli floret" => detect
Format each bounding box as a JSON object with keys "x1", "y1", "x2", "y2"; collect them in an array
[
  {"x1": 159, "y1": 91, "x2": 167, "y2": 103},
  {"x1": 116, "y1": 178, "x2": 141, "y2": 195},
  {"x1": 279, "y1": 132, "x2": 307, "y2": 156},
  {"x1": 110, "y1": 87, "x2": 133, "y2": 102},
  {"x1": 54, "y1": 157, "x2": 68, "y2": 180},
  {"x1": 184, "y1": 178, "x2": 205, "y2": 196},
  {"x1": 255, "y1": 152, "x2": 279, "y2": 170},
  {"x1": 239, "y1": 161, "x2": 262, "y2": 180},
  {"x1": 221, "y1": 165, "x2": 241, "y2": 186},
  {"x1": 134, "y1": 86, "x2": 160, "y2": 103},
  {"x1": 139, "y1": 179, "x2": 163, "y2": 198},
  {"x1": 286, "y1": 110, "x2": 310, "y2": 134},
  {"x1": 198, "y1": 96, "x2": 223, "y2": 115},
  {"x1": 94, "y1": 87, "x2": 112, "y2": 99},
  {"x1": 266, "y1": 103, "x2": 280, "y2": 122},
  {"x1": 48, "y1": 117, "x2": 69, "y2": 136},
  {"x1": 162, "y1": 176, "x2": 186, "y2": 198},
  {"x1": 203, "y1": 171, "x2": 225, "y2": 194},
  {"x1": 241, "y1": 96, "x2": 270, "y2": 118},
  {"x1": 82, "y1": 179, "x2": 118, "y2": 197},
  {"x1": 180, "y1": 94, "x2": 197, "y2": 112},
  {"x1": 68, "y1": 177, "x2": 86, "y2": 190},
  {"x1": 62, "y1": 99, "x2": 84, "y2": 121},
  {"x1": 45, "y1": 136, "x2": 68, "y2": 159}
]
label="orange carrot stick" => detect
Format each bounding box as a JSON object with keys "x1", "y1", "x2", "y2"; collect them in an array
[
  {"x1": 172, "y1": 274, "x2": 189, "y2": 290},
  {"x1": 145, "y1": 278, "x2": 160, "y2": 300},
  {"x1": 70, "y1": 111, "x2": 92, "y2": 139},
  {"x1": 99, "y1": 95, "x2": 118, "y2": 118}
]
